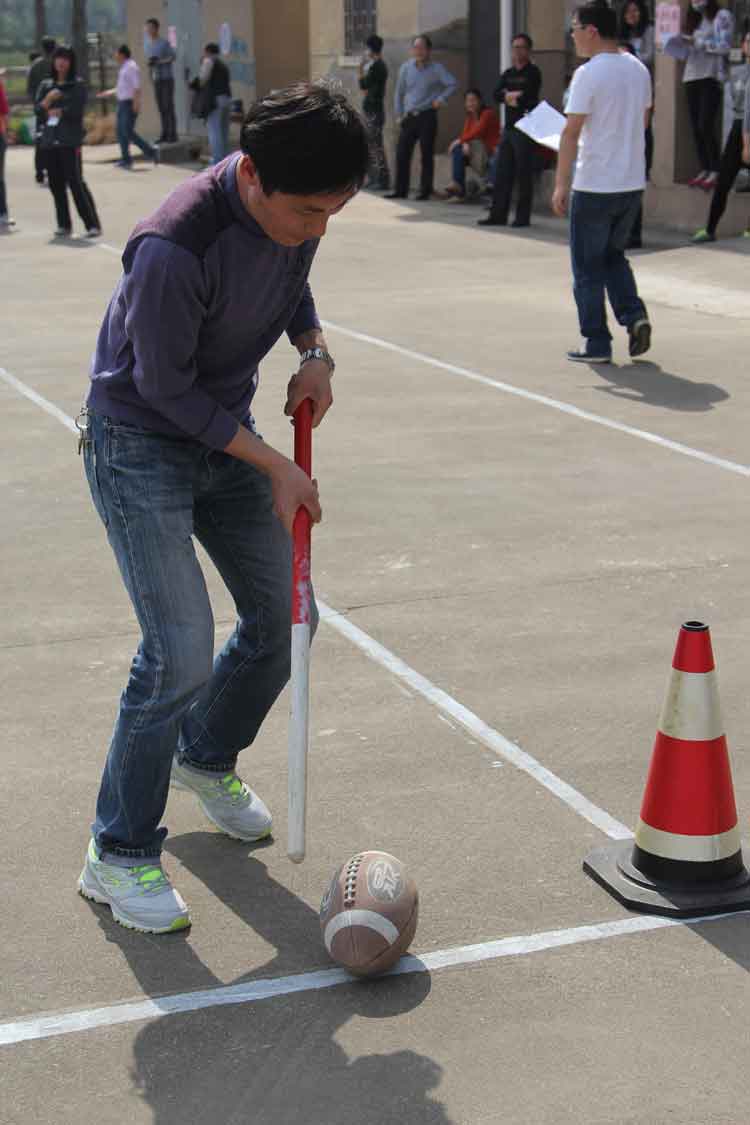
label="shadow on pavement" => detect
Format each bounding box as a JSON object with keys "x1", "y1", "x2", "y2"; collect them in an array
[
  {"x1": 91, "y1": 831, "x2": 447, "y2": 1125},
  {"x1": 590, "y1": 360, "x2": 730, "y2": 413},
  {"x1": 686, "y1": 912, "x2": 750, "y2": 972}
]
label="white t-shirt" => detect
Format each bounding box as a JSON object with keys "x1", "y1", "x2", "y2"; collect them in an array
[{"x1": 566, "y1": 52, "x2": 652, "y2": 193}]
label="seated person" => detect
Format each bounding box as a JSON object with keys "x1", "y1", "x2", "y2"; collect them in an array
[{"x1": 438, "y1": 88, "x2": 500, "y2": 200}]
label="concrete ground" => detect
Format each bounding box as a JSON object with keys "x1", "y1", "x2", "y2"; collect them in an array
[{"x1": 2, "y1": 147, "x2": 750, "y2": 1125}]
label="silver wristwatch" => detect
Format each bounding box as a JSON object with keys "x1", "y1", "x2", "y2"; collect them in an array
[{"x1": 299, "y1": 347, "x2": 335, "y2": 373}]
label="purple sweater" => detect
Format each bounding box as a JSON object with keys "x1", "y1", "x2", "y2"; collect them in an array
[{"x1": 87, "y1": 155, "x2": 321, "y2": 449}]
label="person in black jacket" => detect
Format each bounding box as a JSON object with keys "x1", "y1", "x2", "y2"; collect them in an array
[
  {"x1": 479, "y1": 33, "x2": 542, "y2": 228},
  {"x1": 359, "y1": 34, "x2": 390, "y2": 190},
  {"x1": 36, "y1": 45, "x2": 101, "y2": 238},
  {"x1": 27, "y1": 36, "x2": 56, "y2": 184},
  {"x1": 190, "y1": 43, "x2": 232, "y2": 164}
]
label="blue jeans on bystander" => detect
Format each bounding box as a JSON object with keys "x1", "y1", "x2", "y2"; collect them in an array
[
  {"x1": 116, "y1": 99, "x2": 156, "y2": 166},
  {"x1": 83, "y1": 412, "x2": 317, "y2": 861},
  {"x1": 569, "y1": 189, "x2": 648, "y2": 356}
]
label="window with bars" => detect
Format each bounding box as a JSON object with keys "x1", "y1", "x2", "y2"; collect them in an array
[{"x1": 344, "y1": 0, "x2": 377, "y2": 55}]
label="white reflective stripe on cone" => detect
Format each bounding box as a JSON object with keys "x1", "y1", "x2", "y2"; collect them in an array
[
  {"x1": 323, "y1": 910, "x2": 400, "y2": 954},
  {"x1": 658, "y1": 669, "x2": 723, "y2": 742},
  {"x1": 635, "y1": 819, "x2": 740, "y2": 862}
]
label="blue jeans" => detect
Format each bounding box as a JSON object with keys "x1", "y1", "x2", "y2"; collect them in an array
[
  {"x1": 451, "y1": 144, "x2": 467, "y2": 192},
  {"x1": 116, "y1": 100, "x2": 155, "y2": 165},
  {"x1": 83, "y1": 413, "x2": 317, "y2": 859},
  {"x1": 569, "y1": 189, "x2": 647, "y2": 355},
  {"x1": 207, "y1": 94, "x2": 231, "y2": 164}
]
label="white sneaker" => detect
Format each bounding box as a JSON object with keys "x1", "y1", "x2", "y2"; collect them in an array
[
  {"x1": 78, "y1": 839, "x2": 191, "y2": 933},
  {"x1": 171, "y1": 755, "x2": 273, "y2": 841}
]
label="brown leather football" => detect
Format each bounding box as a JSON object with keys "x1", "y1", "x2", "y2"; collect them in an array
[{"x1": 319, "y1": 851, "x2": 419, "y2": 977}]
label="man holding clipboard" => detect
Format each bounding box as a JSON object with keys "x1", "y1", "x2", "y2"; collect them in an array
[{"x1": 552, "y1": 1, "x2": 653, "y2": 363}]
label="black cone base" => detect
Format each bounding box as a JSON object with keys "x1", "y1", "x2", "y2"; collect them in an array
[{"x1": 583, "y1": 840, "x2": 750, "y2": 917}]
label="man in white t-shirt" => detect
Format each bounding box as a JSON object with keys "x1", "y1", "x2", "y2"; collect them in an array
[{"x1": 553, "y1": 1, "x2": 652, "y2": 363}]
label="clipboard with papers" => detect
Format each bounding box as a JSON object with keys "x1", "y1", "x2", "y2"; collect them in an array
[{"x1": 514, "y1": 100, "x2": 567, "y2": 152}]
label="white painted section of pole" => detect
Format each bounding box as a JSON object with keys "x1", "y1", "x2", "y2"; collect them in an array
[
  {"x1": 287, "y1": 621, "x2": 311, "y2": 863},
  {"x1": 500, "y1": 0, "x2": 513, "y2": 74}
]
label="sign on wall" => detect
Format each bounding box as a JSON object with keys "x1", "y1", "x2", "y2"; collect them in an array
[
  {"x1": 654, "y1": 3, "x2": 682, "y2": 49},
  {"x1": 219, "y1": 22, "x2": 232, "y2": 57}
]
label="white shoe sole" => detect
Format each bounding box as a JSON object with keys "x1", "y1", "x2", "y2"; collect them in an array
[
  {"x1": 77, "y1": 869, "x2": 191, "y2": 934},
  {"x1": 170, "y1": 772, "x2": 273, "y2": 842}
]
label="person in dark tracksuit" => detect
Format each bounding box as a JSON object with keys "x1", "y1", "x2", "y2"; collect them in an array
[
  {"x1": 359, "y1": 34, "x2": 390, "y2": 190},
  {"x1": 386, "y1": 34, "x2": 457, "y2": 201},
  {"x1": 479, "y1": 33, "x2": 542, "y2": 227},
  {"x1": 36, "y1": 45, "x2": 101, "y2": 238},
  {"x1": 28, "y1": 36, "x2": 56, "y2": 185},
  {"x1": 145, "y1": 16, "x2": 177, "y2": 143}
]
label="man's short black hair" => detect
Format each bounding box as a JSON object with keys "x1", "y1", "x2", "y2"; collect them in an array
[
  {"x1": 41, "y1": 36, "x2": 56, "y2": 54},
  {"x1": 575, "y1": 1, "x2": 618, "y2": 39},
  {"x1": 146, "y1": 17, "x2": 160, "y2": 30},
  {"x1": 205, "y1": 42, "x2": 220, "y2": 55},
  {"x1": 117, "y1": 44, "x2": 131, "y2": 59},
  {"x1": 512, "y1": 32, "x2": 533, "y2": 48},
  {"x1": 240, "y1": 82, "x2": 369, "y2": 197},
  {"x1": 366, "y1": 34, "x2": 383, "y2": 54},
  {"x1": 414, "y1": 34, "x2": 432, "y2": 49}
]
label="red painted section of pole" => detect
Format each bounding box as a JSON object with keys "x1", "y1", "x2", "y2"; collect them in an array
[
  {"x1": 292, "y1": 400, "x2": 313, "y2": 626},
  {"x1": 672, "y1": 622, "x2": 715, "y2": 673}
]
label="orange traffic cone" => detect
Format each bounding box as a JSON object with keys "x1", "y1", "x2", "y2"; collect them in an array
[{"x1": 584, "y1": 621, "x2": 750, "y2": 916}]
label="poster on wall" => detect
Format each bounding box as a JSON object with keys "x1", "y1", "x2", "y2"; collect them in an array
[
  {"x1": 219, "y1": 23, "x2": 232, "y2": 57},
  {"x1": 654, "y1": 3, "x2": 682, "y2": 50},
  {"x1": 167, "y1": 25, "x2": 178, "y2": 50}
]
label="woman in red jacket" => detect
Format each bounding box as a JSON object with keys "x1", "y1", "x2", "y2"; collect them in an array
[{"x1": 439, "y1": 88, "x2": 500, "y2": 200}]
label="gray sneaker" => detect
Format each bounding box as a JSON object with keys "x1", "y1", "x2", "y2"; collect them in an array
[
  {"x1": 77, "y1": 839, "x2": 191, "y2": 933},
  {"x1": 171, "y1": 756, "x2": 273, "y2": 841}
]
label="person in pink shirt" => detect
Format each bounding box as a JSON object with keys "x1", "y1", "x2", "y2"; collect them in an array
[
  {"x1": 439, "y1": 88, "x2": 500, "y2": 201},
  {"x1": 0, "y1": 72, "x2": 14, "y2": 228},
  {"x1": 98, "y1": 44, "x2": 158, "y2": 169}
]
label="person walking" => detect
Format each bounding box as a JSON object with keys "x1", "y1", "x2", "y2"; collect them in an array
[
  {"x1": 27, "y1": 35, "x2": 56, "y2": 185},
  {"x1": 479, "y1": 33, "x2": 542, "y2": 228},
  {"x1": 36, "y1": 45, "x2": 101, "y2": 238},
  {"x1": 693, "y1": 29, "x2": 750, "y2": 241},
  {"x1": 683, "y1": 0, "x2": 734, "y2": 192},
  {"x1": 98, "y1": 45, "x2": 158, "y2": 169},
  {"x1": 0, "y1": 71, "x2": 14, "y2": 229},
  {"x1": 145, "y1": 17, "x2": 177, "y2": 143},
  {"x1": 387, "y1": 35, "x2": 457, "y2": 201},
  {"x1": 76, "y1": 83, "x2": 368, "y2": 935},
  {"x1": 439, "y1": 89, "x2": 499, "y2": 201},
  {"x1": 358, "y1": 34, "x2": 390, "y2": 190},
  {"x1": 192, "y1": 43, "x2": 232, "y2": 165},
  {"x1": 553, "y1": 1, "x2": 652, "y2": 364}
]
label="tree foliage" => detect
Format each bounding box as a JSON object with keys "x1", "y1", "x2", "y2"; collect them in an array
[{"x1": 0, "y1": 0, "x2": 126, "y2": 51}]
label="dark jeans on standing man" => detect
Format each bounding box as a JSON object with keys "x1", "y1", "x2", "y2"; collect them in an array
[
  {"x1": 685, "y1": 77, "x2": 722, "y2": 173},
  {"x1": 488, "y1": 127, "x2": 535, "y2": 224},
  {"x1": 44, "y1": 145, "x2": 101, "y2": 232},
  {"x1": 570, "y1": 189, "x2": 648, "y2": 356},
  {"x1": 82, "y1": 412, "x2": 318, "y2": 860},
  {"x1": 707, "y1": 118, "x2": 748, "y2": 235},
  {"x1": 154, "y1": 76, "x2": 177, "y2": 142},
  {"x1": 116, "y1": 99, "x2": 156, "y2": 165},
  {"x1": 395, "y1": 108, "x2": 438, "y2": 196}
]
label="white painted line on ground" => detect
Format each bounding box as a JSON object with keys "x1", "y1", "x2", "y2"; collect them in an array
[
  {"x1": 0, "y1": 368, "x2": 77, "y2": 434},
  {"x1": 318, "y1": 602, "x2": 632, "y2": 840},
  {"x1": 0, "y1": 365, "x2": 632, "y2": 840},
  {"x1": 321, "y1": 320, "x2": 750, "y2": 480},
  {"x1": 0, "y1": 909, "x2": 738, "y2": 1048}
]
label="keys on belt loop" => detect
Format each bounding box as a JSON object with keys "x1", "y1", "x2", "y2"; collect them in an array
[{"x1": 75, "y1": 406, "x2": 91, "y2": 455}]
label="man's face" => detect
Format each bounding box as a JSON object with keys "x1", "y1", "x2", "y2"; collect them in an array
[
  {"x1": 115, "y1": 51, "x2": 125, "y2": 66},
  {"x1": 239, "y1": 156, "x2": 357, "y2": 246},
  {"x1": 511, "y1": 38, "x2": 530, "y2": 67},
  {"x1": 412, "y1": 38, "x2": 430, "y2": 63},
  {"x1": 145, "y1": 22, "x2": 158, "y2": 40},
  {"x1": 570, "y1": 18, "x2": 596, "y2": 58}
]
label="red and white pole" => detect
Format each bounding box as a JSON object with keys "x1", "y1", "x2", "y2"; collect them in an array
[{"x1": 288, "y1": 398, "x2": 313, "y2": 864}]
